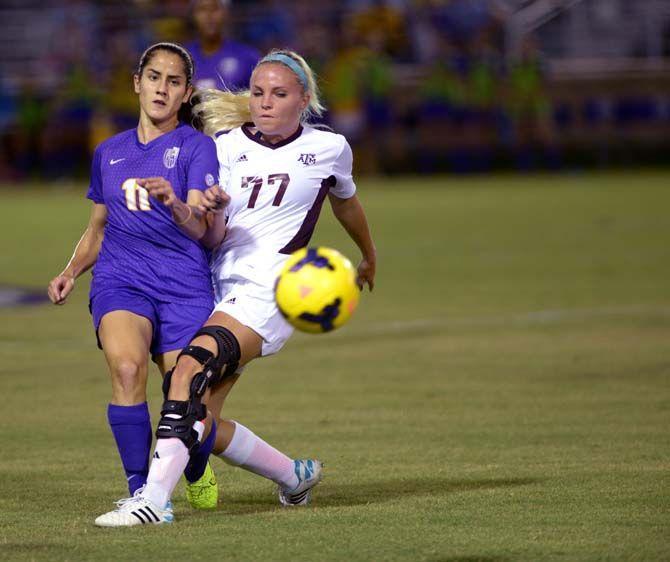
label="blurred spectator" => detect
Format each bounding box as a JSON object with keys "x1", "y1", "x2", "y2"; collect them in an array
[
  {"x1": 295, "y1": 20, "x2": 334, "y2": 77},
  {"x1": 106, "y1": 34, "x2": 144, "y2": 130},
  {"x1": 40, "y1": 62, "x2": 99, "y2": 178},
  {"x1": 244, "y1": 0, "x2": 297, "y2": 54},
  {"x1": 289, "y1": 0, "x2": 340, "y2": 87},
  {"x1": 408, "y1": 2, "x2": 443, "y2": 63},
  {"x1": 463, "y1": 28, "x2": 506, "y2": 170},
  {"x1": 321, "y1": 19, "x2": 393, "y2": 172},
  {"x1": 348, "y1": 0, "x2": 412, "y2": 61},
  {"x1": 415, "y1": 35, "x2": 469, "y2": 172},
  {"x1": 506, "y1": 36, "x2": 559, "y2": 170},
  {"x1": 185, "y1": 0, "x2": 260, "y2": 91},
  {"x1": 11, "y1": 77, "x2": 50, "y2": 180},
  {"x1": 44, "y1": 0, "x2": 101, "y2": 79},
  {"x1": 17, "y1": 0, "x2": 103, "y2": 178},
  {"x1": 433, "y1": 0, "x2": 506, "y2": 43},
  {"x1": 149, "y1": 0, "x2": 190, "y2": 43},
  {"x1": 0, "y1": 74, "x2": 18, "y2": 180},
  {"x1": 92, "y1": 31, "x2": 145, "y2": 147}
]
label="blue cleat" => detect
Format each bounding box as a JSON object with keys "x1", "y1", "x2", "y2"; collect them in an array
[{"x1": 278, "y1": 459, "x2": 323, "y2": 507}]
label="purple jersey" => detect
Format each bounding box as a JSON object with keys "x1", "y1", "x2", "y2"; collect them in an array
[
  {"x1": 87, "y1": 124, "x2": 217, "y2": 304},
  {"x1": 186, "y1": 39, "x2": 260, "y2": 91}
]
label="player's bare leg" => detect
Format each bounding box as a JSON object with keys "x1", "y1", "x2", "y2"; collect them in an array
[
  {"x1": 98, "y1": 311, "x2": 154, "y2": 494},
  {"x1": 99, "y1": 311, "x2": 153, "y2": 405}
]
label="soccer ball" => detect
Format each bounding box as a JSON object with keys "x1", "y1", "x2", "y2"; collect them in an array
[{"x1": 275, "y1": 246, "x2": 360, "y2": 333}]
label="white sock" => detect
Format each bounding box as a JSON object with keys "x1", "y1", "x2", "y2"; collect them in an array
[
  {"x1": 142, "y1": 421, "x2": 204, "y2": 509},
  {"x1": 218, "y1": 421, "x2": 298, "y2": 490}
]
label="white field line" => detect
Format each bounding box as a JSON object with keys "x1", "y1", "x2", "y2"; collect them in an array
[{"x1": 306, "y1": 304, "x2": 670, "y2": 340}]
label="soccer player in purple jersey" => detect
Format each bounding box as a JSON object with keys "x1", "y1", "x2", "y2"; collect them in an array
[
  {"x1": 95, "y1": 49, "x2": 377, "y2": 526},
  {"x1": 47, "y1": 43, "x2": 228, "y2": 511},
  {"x1": 186, "y1": 0, "x2": 260, "y2": 91}
]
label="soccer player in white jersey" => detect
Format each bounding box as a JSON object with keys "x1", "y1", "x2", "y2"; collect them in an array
[{"x1": 95, "y1": 49, "x2": 376, "y2": 526}]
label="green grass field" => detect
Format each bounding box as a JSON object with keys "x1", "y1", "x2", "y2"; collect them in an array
[{"x1": 1, "y1": 172, "x2": 669, "y2": 561}]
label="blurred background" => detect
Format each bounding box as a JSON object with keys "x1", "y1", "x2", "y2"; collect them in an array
[{"x1": 1, "y1": 0, "x2": 670, "y2": 180}]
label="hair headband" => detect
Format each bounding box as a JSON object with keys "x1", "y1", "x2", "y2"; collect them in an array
[{"x1": 260, "y1": 53, "x2": 308, "y2": 89}]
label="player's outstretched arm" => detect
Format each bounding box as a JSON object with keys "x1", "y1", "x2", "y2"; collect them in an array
[
  {"x1": 47, "y1": 203, "x2": 107, "y2": 305},
  {"x1": 328, "y1": 193, "x2": 376, "y2": 291}
]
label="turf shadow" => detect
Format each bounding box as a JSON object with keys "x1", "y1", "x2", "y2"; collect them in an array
[
  {"x1": 178, "y1": 476, "x2": 539, "y2": 518},
  {"x1": 176, "y1": 492, "x2": 281, "y2": 519},
  {"x1": 430, "y1": 556, "x2": 509, "y2": 562},
  {"x1": 316, "y1": 475, "x2": 540, "y2": 508}
]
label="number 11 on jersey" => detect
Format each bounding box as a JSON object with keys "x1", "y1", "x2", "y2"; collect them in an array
[{"x1": 122, "y1": 179, "x2": 151, "y2": 211}]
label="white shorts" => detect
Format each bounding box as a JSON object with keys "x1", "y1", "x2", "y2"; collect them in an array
[{"x1": 213, "y1": 279, "x2": 294, "y2": 357}]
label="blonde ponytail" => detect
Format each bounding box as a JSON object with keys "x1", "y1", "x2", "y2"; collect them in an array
[{"x1": 192, "y1": 89, "x2": 252, "y2": 137}]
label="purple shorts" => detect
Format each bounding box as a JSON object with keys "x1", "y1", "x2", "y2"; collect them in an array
[{"x1": 89, "y1": 287, "x2": 213, "y2": 356}]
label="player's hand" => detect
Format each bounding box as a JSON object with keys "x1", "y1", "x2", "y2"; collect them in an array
[
  {"x1": 138, "y1": 177, "x2": 177, "y2": 207},
  {"x1": 356, "y1": 257, "x2": 376, "y2": 292},
  {"x1": 47, "y1": 273, "x2": 75, "y2": 305},
  {"x1": 198, "y1": 185, "x2": 230, "y2": 215}
]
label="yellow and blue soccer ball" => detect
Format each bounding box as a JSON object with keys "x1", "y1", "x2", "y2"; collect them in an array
[{"x1": 275, "y1": 246, "x2": 360, "y2": 333}]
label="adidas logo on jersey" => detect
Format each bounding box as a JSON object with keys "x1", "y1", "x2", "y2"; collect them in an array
[
  {"x1": 236, "y1": 154, "x2": 248, "y2": 163},
  {"x1": 298, "y1": 153, "x2": 316, "y2": 166},
  {"x1": 224, "y1": 297, "x2": 236, "y2": 304}
]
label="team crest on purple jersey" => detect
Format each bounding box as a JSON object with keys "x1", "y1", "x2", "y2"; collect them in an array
[{"x1": 163, "y1": 147, "x2": 180, "y2": 169}]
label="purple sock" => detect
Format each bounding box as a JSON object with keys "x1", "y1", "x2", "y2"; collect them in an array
[
  {"x1": 184, "y1": 420, "x2": 217, "y2": 483},
  {"x1": 107, "y1": 402, "x2": 152, "y2": 495}
]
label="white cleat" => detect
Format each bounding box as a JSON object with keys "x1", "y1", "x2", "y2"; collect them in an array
[
  {"x1": 94, "y1": 494, "x2": 174, "y2": 527},
  {"x1": 278, "y1": 459, "x2": 323, "y2": 507}
]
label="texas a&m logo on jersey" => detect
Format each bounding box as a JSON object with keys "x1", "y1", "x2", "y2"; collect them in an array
[
  {"x1": 297, "y1": 153, "x2": 316, "y2": 166},
  {"x1": 163, "y1": 147, "x2": 180, "y2": 169}
]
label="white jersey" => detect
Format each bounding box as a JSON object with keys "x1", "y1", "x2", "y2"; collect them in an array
[{"x1": 210, "y1": 123, "x2": 357, "y2": 299}]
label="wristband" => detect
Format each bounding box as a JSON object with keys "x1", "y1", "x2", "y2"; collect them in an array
[{"x1": 175, "y1": 206, "x2": 193, "y2": 226}]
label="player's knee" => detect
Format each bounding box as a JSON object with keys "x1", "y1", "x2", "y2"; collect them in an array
[
  {"x1": 165, "y1": 326, "x2": 241, "y2": 397},
  {"x1": 169, "y1": 358, "x2": 200, "y2": 394},
  {"x1": 110, "y1": 359, "x2": 144, "y2": 394}
]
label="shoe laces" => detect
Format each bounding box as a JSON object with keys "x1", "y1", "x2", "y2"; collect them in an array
[
  {"x1": 188, "y1": 485, "x2": 208, "y2": 499},
  {"x1": 187, "y1": 471, "x2": 216, "y2": 496},
  {"x1": 115, "y1": 486, "x2": 146, "y2": 508}
]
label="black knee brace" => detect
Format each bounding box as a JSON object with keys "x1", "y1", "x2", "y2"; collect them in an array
[
  {"x1": 157, "y1": 326, "x2": 241, "y2": 452},
  {"x1": 161, "y1": 326, "x2": 241, "y2": 399},
  {"x1": 188, "y1": 325, "x2": 242, "y2": 384}
]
